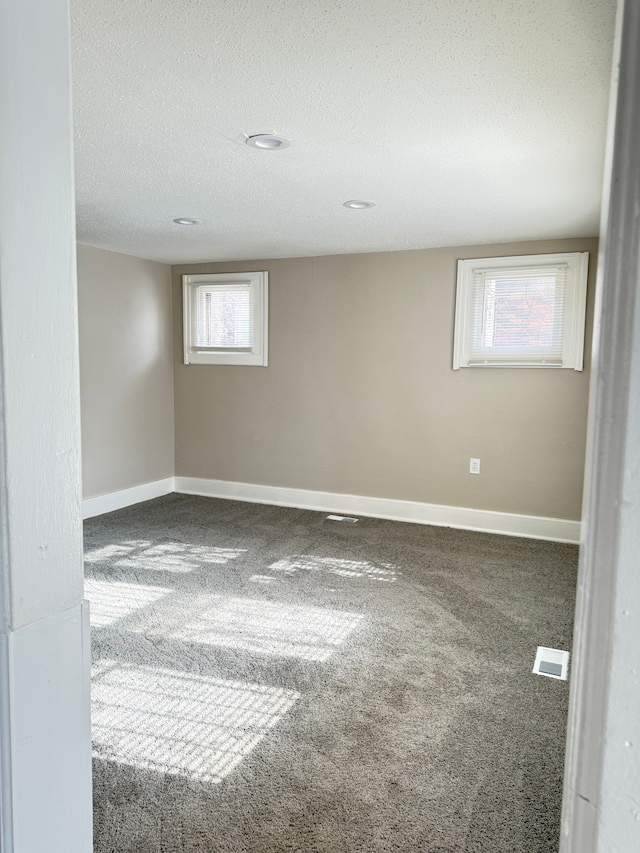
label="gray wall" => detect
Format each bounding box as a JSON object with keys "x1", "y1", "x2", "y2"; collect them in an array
[
  {"x1": 77, "y1": 244, "x2": 174, "y2": 498},
  {"x1": 173, "y1": 237, "x2": 597, "y2": 521}
]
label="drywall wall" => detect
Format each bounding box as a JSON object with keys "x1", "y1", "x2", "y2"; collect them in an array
[
  {"x1": 173, "y1": 237, "x2": 597, "y2": 521},
  {"x1": 77, "y1": 244, "x2": 174, "y2": 498}
]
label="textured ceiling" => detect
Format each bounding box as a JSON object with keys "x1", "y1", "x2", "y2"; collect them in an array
[{"x1": 71, "y1": 0, "x2": 617, "y2": 264}]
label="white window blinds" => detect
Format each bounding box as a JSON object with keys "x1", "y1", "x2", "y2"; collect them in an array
[
  {"x1": 191, "y1": 283, "x2": 254, "y2": 351},
  {"x1": 182, "y1": 271, "x2": 268, "y2": 366},
  {"x1": 470, "y1": 265, "x2": 568, "y2": 365},
  {"x1": 453, "y1": 252, "x2": 588, "y2": 370}
]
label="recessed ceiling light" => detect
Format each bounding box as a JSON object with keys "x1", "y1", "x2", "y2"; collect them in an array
[
  {"x1": 245, "y1": 134, "x2": 291, "y2": 150},
  {"x1": 343, "y1": 200, "x2": 376, "y2": 209},
  {"x1": 173, "y1": 218, "x2": 200, "y2": 225}
]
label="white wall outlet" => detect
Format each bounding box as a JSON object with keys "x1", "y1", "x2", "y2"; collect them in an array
[{"x1": 469, "y1": 458, "x2": 481, "y2": 474}]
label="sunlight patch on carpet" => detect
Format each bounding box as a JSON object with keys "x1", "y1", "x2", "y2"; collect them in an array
[
  {"x1": 140, "y1": 595, "x2": 364, "y2": 662},
  {"x1": 92, "y1": 660, "x2": 300, "y2": 783},
  {"x1": 85, "y1": 540, "x2": 246, "y2": 573},
  {"x1": 85, "y1": 578, "x2": 172, "y2": 627},
  {"x1": 270, "y1": 554, "x2": 398, "y2": 582}
]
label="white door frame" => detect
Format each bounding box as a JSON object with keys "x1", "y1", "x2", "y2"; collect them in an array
[
  {"x1": 561, "y1": 1, "x2": 640, "y2": 850},
  {"x1": 0, "y1": 0, "x2": 92, "y2": 849}
]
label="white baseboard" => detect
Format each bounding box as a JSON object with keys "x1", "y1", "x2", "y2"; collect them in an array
[
  {"x1": 174, "y1": 476, "x2": 581, "y2": 544},
  {"x1": 83, "y1": 475, "x2": 581, "y2": 542},
  {"x1": 82, "y1": 477, "x2": 175, "y2": 519}
]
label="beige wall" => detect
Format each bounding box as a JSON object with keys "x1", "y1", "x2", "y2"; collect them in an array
[
  {"x1": 173, "y1": 237, "x2": 597, "y2": 521},
  {"x1": 77, "y1": 244, "x2": 174, "y2": 498}
]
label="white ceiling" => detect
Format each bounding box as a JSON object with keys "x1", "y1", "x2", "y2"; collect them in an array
[{"x1": 71, "y1": 0, "x2": 617, "y2": 264}]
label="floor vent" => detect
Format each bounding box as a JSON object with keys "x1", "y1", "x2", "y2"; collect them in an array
[
  {"x1": 533, "y1": 646, "x2": 570, "y2": 681},
  {"x1": 326, "y1": 514, "x2": 359, "y2": 523}
]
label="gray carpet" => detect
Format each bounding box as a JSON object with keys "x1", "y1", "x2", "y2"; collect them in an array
[{"x1": 85, "y1": 493, "x2": 576, "y2": 853}]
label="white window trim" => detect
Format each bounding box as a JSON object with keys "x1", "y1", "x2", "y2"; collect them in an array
[
  {"x1": 182, "y1": 271, "x2": 268, "y2": 366},
  {"x1": 452, "y1": 252, "x2": 589, "y2": 370}
]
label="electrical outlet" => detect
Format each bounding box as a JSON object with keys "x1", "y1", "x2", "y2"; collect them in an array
[{"x1": 469, "y1": 458, "x2": 481, "y2": 474}]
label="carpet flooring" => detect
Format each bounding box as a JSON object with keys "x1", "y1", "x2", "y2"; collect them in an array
[{"x1": 85, "y1": 494, "x2": 577, "y2": 853}]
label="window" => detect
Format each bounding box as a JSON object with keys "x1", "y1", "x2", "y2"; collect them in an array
[
  {"x1": 182, "y1": 271, "x2": 268, "y2": 366},
  {"x1": 453, "y1": 252, "x2": 588, "y2": 369}
]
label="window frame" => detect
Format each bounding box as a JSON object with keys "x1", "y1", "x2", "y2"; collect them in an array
[
  {"x1": 182, "y1": 271, "x2": 268, "y2": 366},
  {"x1": 452, "y1": 252, "x2": 589, "y2": 370}
]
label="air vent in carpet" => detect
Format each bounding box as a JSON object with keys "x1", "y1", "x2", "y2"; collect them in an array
[
  {"x1": 532, "y1": 646, "x2": 570, "y2": 680},
  {"x1": 326, "y1": 515, "x2": 359, "y2": 523}
]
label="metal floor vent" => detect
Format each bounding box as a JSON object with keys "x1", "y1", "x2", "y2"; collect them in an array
[
  {"x1": 326, "y1": 514, "x2": 359, "y2": 523},
  {"x1": 532, "y1": 646, "x2": 570, "y2": 681}
]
